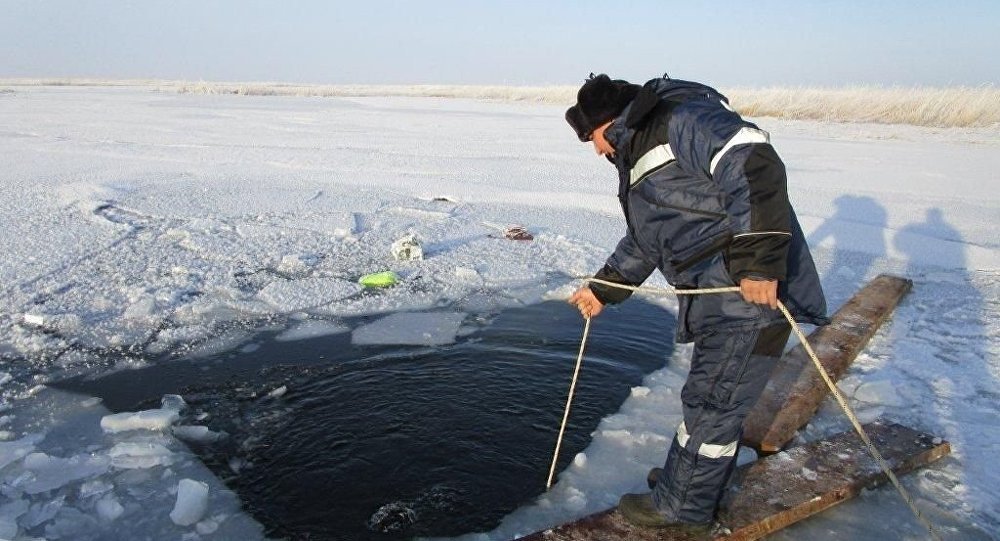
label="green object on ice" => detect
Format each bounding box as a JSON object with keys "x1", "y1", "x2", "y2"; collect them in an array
[{"x1": 359, "y1": 271, "x2": 399, "y2": 288}]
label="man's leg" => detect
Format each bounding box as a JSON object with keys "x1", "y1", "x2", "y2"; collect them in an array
[{"x1": 651, "y1": 322, "x2": 791, "y2": 524}]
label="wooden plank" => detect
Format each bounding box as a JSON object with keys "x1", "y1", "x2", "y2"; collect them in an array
[
  {"x1": 742, "y1": 274, "x2": 913, "y2": 453},
  {"x1": 515, "y1": 421, "x2": 950, "y2": 541}
]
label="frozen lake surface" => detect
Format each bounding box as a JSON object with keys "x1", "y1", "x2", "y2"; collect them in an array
[{"x1": 0, "y1": 87, "x2": 997, "y2": 540}]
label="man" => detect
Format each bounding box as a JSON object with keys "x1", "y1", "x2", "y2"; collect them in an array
[{"x1": 565, "y1": 74, "x2": 828, "y2": 531}]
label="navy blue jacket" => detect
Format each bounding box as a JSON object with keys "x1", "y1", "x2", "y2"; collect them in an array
[{"x1": 589, "y1": 77, "x2": 828, "y2": 342}]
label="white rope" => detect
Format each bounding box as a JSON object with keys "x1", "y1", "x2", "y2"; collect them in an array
[
  {"x1": 547, "y1": 276, "x2": 941, "y2": 540},
  {"x1": 547, "y1": 316, "x2": 592, "y2": 489}
]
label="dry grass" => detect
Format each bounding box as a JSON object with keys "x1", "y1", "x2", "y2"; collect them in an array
[
  {"x1": 729, "y1": 86, "x2": 999, "y2": 129},
  {"x1": 170, "y1": 81, "x2": 578, "y2": 104},
  {"x1": 2, "y1": 79, "x2": 997, "y2": 128}
]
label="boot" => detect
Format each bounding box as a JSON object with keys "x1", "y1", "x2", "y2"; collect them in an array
[{"x1": 617, "y1": 493, "x2": 713, "y2": 531}]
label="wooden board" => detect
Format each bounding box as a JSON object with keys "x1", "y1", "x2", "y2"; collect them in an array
[
  {"x1": 515, "y1": 421, "x2": 949, "y2": 541},
  {"x1": 742, "y1": 274, "x2": 913, "y2": 452}
]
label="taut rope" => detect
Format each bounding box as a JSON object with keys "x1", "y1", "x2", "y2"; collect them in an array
[{"x1": 546, "y1": 277, "x2": 940, "y2": 540}]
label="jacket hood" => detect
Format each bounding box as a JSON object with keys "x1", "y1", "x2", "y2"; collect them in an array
[{"x1": 624, "y1": 77, "x2": 728, "y2": 129}]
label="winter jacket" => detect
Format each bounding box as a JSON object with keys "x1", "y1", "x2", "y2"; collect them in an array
[{"x1": 589, "y1": 77, "x2": 828, "y2": 342}]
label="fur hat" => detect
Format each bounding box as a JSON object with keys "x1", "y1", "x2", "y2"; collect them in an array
[{"x1": 565, "y1": 74, "x2": 640, "y2": 142}]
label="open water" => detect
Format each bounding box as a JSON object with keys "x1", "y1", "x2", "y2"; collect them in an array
[{"x1": 59, "y1": 300, "x2": 676, "y2": 540}]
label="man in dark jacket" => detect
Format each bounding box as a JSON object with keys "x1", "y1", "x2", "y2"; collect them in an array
[{"x1": 565, "y1": 74, "x2": 828, "y2": 531}]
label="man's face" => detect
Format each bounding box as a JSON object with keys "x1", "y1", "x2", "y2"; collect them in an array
[{"x1": 590, "y1": 121, "x2": 615, "y2": 158}]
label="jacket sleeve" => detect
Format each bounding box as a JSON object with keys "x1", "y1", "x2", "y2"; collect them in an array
[
  {"x1": 670, "y1": 102, "x2": 792, "y2": 282},
  {"x1": 589, "y1": 234, "x2": 656, "y2": 305}
]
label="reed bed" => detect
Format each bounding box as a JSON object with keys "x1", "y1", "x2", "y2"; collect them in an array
[{"x1": 2, "y1": 79, "x2": 997, "y2": 128}]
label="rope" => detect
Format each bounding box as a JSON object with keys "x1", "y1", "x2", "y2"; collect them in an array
[
  {"x1": 547, "y1": 316, "x2": 592, "y2": 489},
  {"x1": 547, "y1": 276, "x2": 941, "y2": 540}
]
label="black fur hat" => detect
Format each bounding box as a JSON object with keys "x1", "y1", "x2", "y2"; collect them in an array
[{"x1": 565, "y1": 74, "x2": 640, "y2": 142}]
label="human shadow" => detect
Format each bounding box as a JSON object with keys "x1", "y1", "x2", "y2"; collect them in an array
[
  {"x1": 807, "y1": 195, "x2": 889, "y2": 304},
  {"x1": 888, "y1": 208, "x2": 996, "y2": 536}
]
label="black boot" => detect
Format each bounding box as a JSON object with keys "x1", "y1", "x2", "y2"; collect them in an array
[{"x1": 617, "y1": 493, "x2": 713, "y2": 531}]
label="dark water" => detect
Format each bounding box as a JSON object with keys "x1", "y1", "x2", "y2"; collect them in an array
[{"x1": 58, "y1": 300, "x2": 675, "y2": 540}]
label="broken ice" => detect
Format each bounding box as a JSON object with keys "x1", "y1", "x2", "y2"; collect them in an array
[
  {"x1": 170, "y1": 479, "x2": 209, "y2": 526},
  {"x1": 352, "y1": 311, "x2": 465, "y2": 346}
]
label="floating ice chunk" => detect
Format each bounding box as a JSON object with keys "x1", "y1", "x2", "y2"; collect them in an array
[
  {"x1": 0, "y1": 518, "x2": 16, "y2": 539},
  {"x1": 258, "y1": 277, "x2": 361, "y2": 312},
  {"x1": 79, "y1": 479, "x2": 114, "y2": 498},
  {"x1": 267, "y1": 385, "x2": 287, "y2": 398},
  {"x1": 20, "y1": 452, "x2": 111, "y2": 494},
  {"x1": 352, "y1": 311, "x2": 465, "y2": 346},
  {"x1": 0, "y1": 497, "x2": 28, "y2": 539},
  {"x1": 170, "y1": 479, "x2": 209, "y2": 526},
  {"x1": 0, "y1": 434, "x2": 42, "y2": 470},
  {"x1": 196, "y1": 515, "x2": 221, "y2": 535},
  {"x1": 96, "y1": 494, "x2": 125, "y2": 521},
  {"x1": 22, "y1": 495, "x2": 63, "y2": 529},
  {"x1": 0, "y1": 372, "x2": 11, "y2": 386},
  {"x1": 101, "y1": 408, "x2": 180, "y2": 433},
  {"x1": 630, "y1": 386, "x2": 651, "y2": 398},
  {"x1": 173, "y1": 425, "x2": 224, "y2": 444},
  {"x1": 108, "y1": 442, "x2": 175, "y2": 469},
  {"x1": 80, "y1": 397, "x2": 102, "y2": 408},
  {"x1": 45, "y1": 506, "x2": 99, "y2": 539},
  {"x1": 275, "y1": 320, "x2": 349, "y2": 342},
  {"x1": 572, "y1": 452, "x2": 587, "y2": 468},
  {"x1": 161, "y1": 394, "x2": 187, "y2": 413}
]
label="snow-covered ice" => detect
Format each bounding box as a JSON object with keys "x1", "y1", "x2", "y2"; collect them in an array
[{"x1": 0, "y1": 87, "x2": 997, "y2": 539}]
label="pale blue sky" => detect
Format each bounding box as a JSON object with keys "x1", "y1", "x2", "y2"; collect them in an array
[{"x1": 1, "y1": 0, "x2": 997, "y2": 86}]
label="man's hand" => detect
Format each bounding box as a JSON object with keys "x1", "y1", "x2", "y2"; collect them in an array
[
  {"x1": 569, "y1": 287, "x2": 604, "y2": 319},
  {"x1": 739, "y1": 277, "x2": 779, "y2": 310}
]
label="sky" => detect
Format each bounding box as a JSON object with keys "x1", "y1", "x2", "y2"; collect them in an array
[{"x1": 1, "y1": 0, "x2": 998, "y2": 87}]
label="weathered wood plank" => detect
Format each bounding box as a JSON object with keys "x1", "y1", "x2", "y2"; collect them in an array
[
  {"x1": 742, "y1": 274, "x2": 913, "y2": 453},
  {"x1": 515, "y1": 421, "x2": 949, "y2": 541}
]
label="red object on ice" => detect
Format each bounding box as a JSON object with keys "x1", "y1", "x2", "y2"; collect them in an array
[{"x1": 503, "y1": 225, "x2": 534, "y2": 241}]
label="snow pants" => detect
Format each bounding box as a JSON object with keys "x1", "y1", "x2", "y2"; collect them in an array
[{"x1": 651, "y1": 322, "x2": 791, "y2": 523}]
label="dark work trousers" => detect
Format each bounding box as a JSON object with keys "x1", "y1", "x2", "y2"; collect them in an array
[{"x1": 651, "y1": 322, "x2": 792, "y2": 524}]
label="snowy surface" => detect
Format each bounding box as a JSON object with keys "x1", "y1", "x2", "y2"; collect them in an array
[{"x1": 0, "y1": 87, "x2": 998, "y2": 540}]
